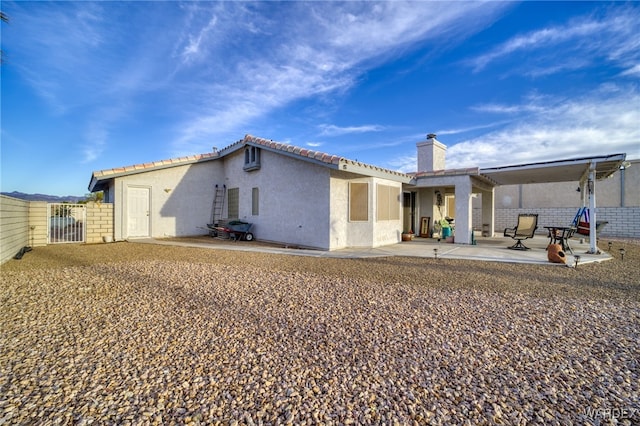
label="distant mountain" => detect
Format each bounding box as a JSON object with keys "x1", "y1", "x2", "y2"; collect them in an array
[{"x1": 1, "y1": 191, "x2": 85, "y2": 203}]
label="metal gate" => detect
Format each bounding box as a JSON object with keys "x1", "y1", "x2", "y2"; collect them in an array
[{"x1": 48, "y1": 203, "x2": 86, "y2": 244}]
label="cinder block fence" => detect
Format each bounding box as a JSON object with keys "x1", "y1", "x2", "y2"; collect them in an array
[
  {"x1": 483, "y1": 207, "x2": 640, "y2": 239},
  {"x1": 85, "y1": 202, "x2": 114, "y2": 244},
  {"x1": 0, "y1": 195, "x2": 114, "y2": 264}
]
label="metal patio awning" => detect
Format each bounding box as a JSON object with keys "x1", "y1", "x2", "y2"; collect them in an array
[
  {"x1": 479, "y1": 153, "x2": 627, "y2": 186},
  {"x1": 480, "y1": 153, "x2": 627, "y2": 254}
]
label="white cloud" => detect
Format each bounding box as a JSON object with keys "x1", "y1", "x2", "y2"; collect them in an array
[
  {"x1": 7, "y1": 2, "x2": 107, "y2": 111},
  {"x1": 620, "y1": 64, "x2": 640, "y2": 78},
  {"x1": 318, "y1": 124, "x2": 386, "y2": 136},
  {"x1": 385, "y1": 84, "x2": 639, "y2": 173},
  {"x1": 471, "y1": 103, "x2": 547, "y2": 115},
  {"x1": 468, "y1": 7, "x2": 640, "y2": 75},
  {"x1": 169, "y1": 1, "x2": 510, "y2": 151},
  {"x1": 436, "y1": 121, "x2": 511, "y2": 136},
  {"x1": 469, "y1": 20, "x2": 605, "y2": 72},
  {"x1": 446, "y1": 86, "x2": 640, "y2": 169},
  {"x1": 181, "y1": 16, "x2": 218, "y2": 64},
  {"x1": 82, "y1": 125, "x2": 108, "y2": 164},
  {"x1": 387, "y1": 154, "x2": 419, "y2": 174}
]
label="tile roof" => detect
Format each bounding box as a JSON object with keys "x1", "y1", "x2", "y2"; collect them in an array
[
  {"x1": 89, "y1": 134, "x2": 410, "y2": 191},
  {"x1": 220, "y1": 134, "x2": 343, "y2": 165},
  {"x1": 239, "y1": 134, "x2": 409, "y2": 178},
  {"x1": 91, "y1": 152, "x2": 219, "y2": 178}
]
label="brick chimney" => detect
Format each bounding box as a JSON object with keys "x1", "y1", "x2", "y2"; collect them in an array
[{"x1": 417, "y1": 133, "x2": 446, "y2": 172}]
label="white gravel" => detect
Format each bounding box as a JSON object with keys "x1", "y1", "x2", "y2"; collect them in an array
[{"x1": 1, "y1": 255, "x2": 639, "y2": 425}]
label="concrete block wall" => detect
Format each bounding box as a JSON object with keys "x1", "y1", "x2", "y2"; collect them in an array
[
  {"x1": 1, "y1": 197, "x2": 115, "y2": 264},
  {"x1": 85, "y1": 202, "x2": 114, "y2": 244},
  {"x1": 475, "y1": 206, "x2": 640, "y2": 239},
  {"x1": 597, "y1": 207, "x2": 640, "y2": 239},
  {"x1": 0, "y1": 195, "x2": 31, "y2": 264},
  {"x1": 28, "y1": 201, "x2": 48, "y2": 247}
]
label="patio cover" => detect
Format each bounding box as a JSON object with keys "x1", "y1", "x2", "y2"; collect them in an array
[
  {"x1": 479, "y1": 153, "x2": 627, "y2": 253},
  {"x1": 478, "y1": 153, "x2": 626, "y2": 186}
]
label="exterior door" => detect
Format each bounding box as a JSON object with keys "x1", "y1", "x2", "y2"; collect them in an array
[{"x1": 127, "y1": 187, "x2": 150, "y2": 237}]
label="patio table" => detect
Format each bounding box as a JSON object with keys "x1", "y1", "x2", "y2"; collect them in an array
[{"x1": 544, "y1": 226, "x2": 575, "y2": 254}]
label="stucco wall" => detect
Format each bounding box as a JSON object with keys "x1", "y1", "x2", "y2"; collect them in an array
[
  {"x1": 342, "y1": 176, "x2": 374, "y2": 249},
  {"x1": 101, "y1": 147, "x2": 406, "y2": 250},
  {"x1": 372, "y1": 178, "x2": 403, "y2": 247},
  {"x1": 328, "y1": 173, "x2": 403, "y2": 249},
  {"x1": 113, "y1": 161, "x2": 222, "y2": 240},
  {"x1": 329, "y1": 173, "x2": 350, "y2": 249},
  {"x1": 223, "y1": 149, "x2": 332, "y2": 249}
]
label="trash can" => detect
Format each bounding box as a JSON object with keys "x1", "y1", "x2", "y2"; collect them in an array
[{"x1": 442, "y1": 227, "x2": 451, "y2": 238}]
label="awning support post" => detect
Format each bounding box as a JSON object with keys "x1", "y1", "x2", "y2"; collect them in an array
[{"x1": 587, "y1": 163, "x2": 598, "y2": 254}]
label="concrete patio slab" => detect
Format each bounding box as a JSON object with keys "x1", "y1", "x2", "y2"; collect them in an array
[{"x1": 132, "y1": 235, "x2": 613, "y2": 266}]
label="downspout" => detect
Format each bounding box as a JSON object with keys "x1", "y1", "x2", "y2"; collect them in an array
[
  {"x1": 411, "y1": 192, "x2": 416, "y2": 233},
  {"x1": 620, "y1": 165, "x2": 626, "y2": 207},
  {"x1": 588, "y1": 163, "x2": 598, "y2": 254},
  {"x1": 518, "y1": 184, "x2": 523, "y2": 209}
]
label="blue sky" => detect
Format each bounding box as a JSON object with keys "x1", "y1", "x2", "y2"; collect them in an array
[{"x1": 2, "y1": 1, "x2": 639, "y2": 197}]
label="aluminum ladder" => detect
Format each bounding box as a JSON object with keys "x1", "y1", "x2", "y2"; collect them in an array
[{"x1": 211, "y1": 184, "x2": 226, "y2": 226}]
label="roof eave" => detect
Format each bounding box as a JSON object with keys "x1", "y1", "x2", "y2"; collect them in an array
[
  {"x1": 340, "y1": 159, "x2": 413, "y2": 183},
  {"x1": 88, "y1": 154, "x2": 220, "y2": 192}
]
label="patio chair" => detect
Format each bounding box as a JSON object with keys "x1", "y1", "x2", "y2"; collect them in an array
[{"x1": 504, "y1": 214, "x2": 538, "y2": 250}]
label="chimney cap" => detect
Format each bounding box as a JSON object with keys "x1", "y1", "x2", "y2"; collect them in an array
[{"x1": 427, "y1": 133, "x2": 437, "y2": 139}]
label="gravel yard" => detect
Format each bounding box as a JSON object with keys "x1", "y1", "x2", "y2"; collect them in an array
[{"x1": 1, "y1": 241, "x2": 639, "y2": 425}]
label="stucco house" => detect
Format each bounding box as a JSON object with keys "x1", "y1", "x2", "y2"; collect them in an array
[
  {"x1": 89, "y1": 134, "x2": 412, "y2": 250},
  {"x1": 88, "y1": 134, "x2": 627, "y2": 251}
]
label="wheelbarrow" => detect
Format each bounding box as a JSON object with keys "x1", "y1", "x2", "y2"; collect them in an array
[{"x1": 207, "y1": 220, "x2": 254, "y2": 241}]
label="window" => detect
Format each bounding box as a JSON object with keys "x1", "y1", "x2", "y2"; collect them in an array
[
  {"x1": 228, "y1": 188, "x2": 239, "y2": 219},
  {"x1": 377, "y1": 184, "x2": 400, "y2": 221},
  {"x1": 244, "y1": 146, "x2": 261, "y2": 171},
  {"x1": 252, "y1": 187, "x2": 259, "y2": 216},
  {"x1": 349, "y1": 182, "x2": 368, "y2": 221},
  {"x1": 446, "y1": 195, "x2": 455, "y2": 219}
]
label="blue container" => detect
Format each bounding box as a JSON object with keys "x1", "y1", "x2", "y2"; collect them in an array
[{"x1": 442, "y1": 227, "x2": 451, "y2": 238}]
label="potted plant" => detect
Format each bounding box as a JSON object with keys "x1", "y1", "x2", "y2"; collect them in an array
[{"x1": 402, "y1": 229, "x2": 415, "y2": 241}]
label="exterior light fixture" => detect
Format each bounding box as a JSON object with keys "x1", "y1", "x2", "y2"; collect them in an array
[
  {"x1": 573, "y1": 255, "x2": 581, "y2": 269},
  {"x1": 608, "y1": 241, "x2": 613, "y2": 251},
  {"x1": 619, "y1": 248, "x2": 626, "y2": 261},
  {"x1": 433, "y1": 248, "x2": 438, "y2": 259}
]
